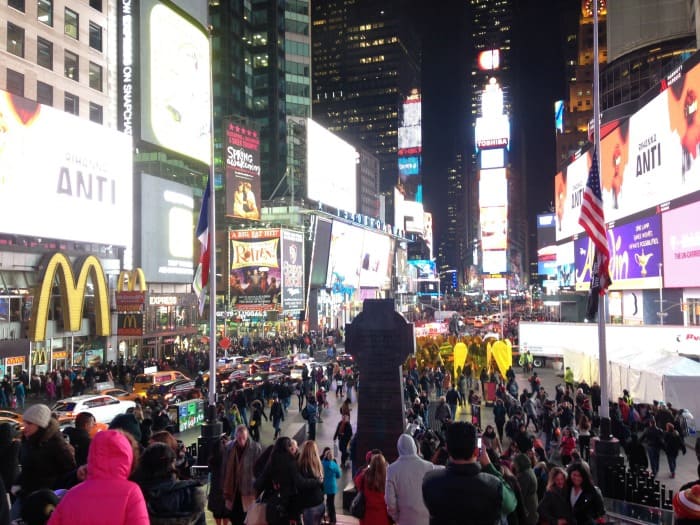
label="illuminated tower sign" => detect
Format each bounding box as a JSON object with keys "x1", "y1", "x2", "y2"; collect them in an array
[{"x1": 397, "y1": 89, "x2": 422, "y2": 202}]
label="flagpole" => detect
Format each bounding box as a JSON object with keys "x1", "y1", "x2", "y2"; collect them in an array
[
  {"x1": 593, "y1": 2, "x2": 610, "y2": 425},
  {"x1": 207, "y1": 27, "x2": 218, "y2": 415}
]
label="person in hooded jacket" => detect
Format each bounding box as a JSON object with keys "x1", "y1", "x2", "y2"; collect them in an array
[
  {"x1": 321, "y1": 447, "x2": 341, "y2": 525},
  {"x1": 47, "y1": 429, "x2": 149, "y2": 525},
  {"x1": 385, "y1": 433, "x2": 441, "y2": 525},
  {"x1": 135, "y1": 442, "x2": 206, "y2": 525},
  {"x1": 512, "y1": 453, "x2": 538, "y2": 525}
]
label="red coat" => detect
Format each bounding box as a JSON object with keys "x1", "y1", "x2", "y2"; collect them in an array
[{"x1": 354, "y1": 469, "x2": 391, "y2": 525}]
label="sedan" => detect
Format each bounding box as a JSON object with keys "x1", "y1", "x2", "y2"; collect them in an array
[
  {"x1": 100, "y1": 388, "x2": 142, "y2": 402},
  {"x1": 52, "y1": 394, "x2": 136, "y2": 424}
]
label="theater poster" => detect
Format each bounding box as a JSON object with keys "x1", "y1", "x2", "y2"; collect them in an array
[
  {"x1": 281, "y1": 229, "x2": 305, "y2": 312},
  {"x1": 229, "y1": 229, "x2": 281, "y2": 310}
]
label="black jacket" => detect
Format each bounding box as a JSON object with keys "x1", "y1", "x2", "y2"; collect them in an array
[
  {"x1": 537, "y1": 488, "x2": 573, "y2": 525},
  {"x1": 0, "y1": 423, "x2": 20, "y2": 489},
  {"x1": 140, "y1": 477, "x2": 206, "y2": 525},
  {"x1": 294, "y1": 467, "x2": 324, "y2": 511},
  {"x1": 63, "y1": 426, "x2": 91, "y2": 466},
  {"x1": 568, "y1": 486, "x2": 605, "y2": 525},
  {"x1": 422, "y1": 462, "x2": 503, "y2": 525}
]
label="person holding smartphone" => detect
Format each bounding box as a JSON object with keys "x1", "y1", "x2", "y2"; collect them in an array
[{"x1": 321, "y1": 447, "x2": 341, "y2": 524}]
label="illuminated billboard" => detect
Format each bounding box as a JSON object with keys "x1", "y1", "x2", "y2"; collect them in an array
[
  {"x1": 398, "y1": 156, "x2": 420, "y2": 177},
  {"x1": 480, "y1": 206, "x2": 507, "y2": 250},
  {"x1": 224, "y1": 120, "x2": 261, "y2": 220},
  {"x1": 281, "y1": 229, "x2": 304, "y2": 312},
  {"x1": 481, "y1": 148, "x2": 505, "y2": 169},
  {"x1": 482, "y1": 250, "x2": 507, "y2": 273},
  {"x1": 478, "y1": 49, "x2": 500, "y2": 71},
  {"x1": 140, "y1": 174, "x2": 194, "y2": 283},
  {"x1": 576, "y1": 214, "x2": 663, "y2": 291},
  {"x1": 229, "y1": 229, "x2": 281, "y2": 310},
  {"x1": 475, "y1": 78, "x2": 510, "y2": 150},
  {"x1": 662, "y1": 200, "x2": 700, "y2": 288},
  {"x1": 423, "y1": 212, "x2": 434, "y2": 260},
  {"x1": 358, "y1": 230, "x2": 392, "y2": 289},
  {"x1": 326, "y1": 221, "x2": 363, "y2": 292},
  {"x1": 479, "y1": 168, "x2": 507, "y2": 207},
  {"x1": 139, "y1": 0, "x2": 211, "y2": 164},
  {"x1": 398, "y1": 91, "x2": 422, "y2": 201},
  {"x1": 554, "y1": 149, "x2": 591, "y2": 241},
  {"x1": 0, "y1": 90, "x2": 133, "y2": 255},
  {"x1": 307, "y1": 119, "x2": 357, "y2": 213},
  {"x1": 557, "y1": 241, "x2": 575, "y2": 288},
  {"x1": 407, "y1": 259, "x2": 436, "y2": 279}
]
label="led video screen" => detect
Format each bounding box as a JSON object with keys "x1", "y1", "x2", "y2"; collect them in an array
[
  {"x1": 358, "y1": 230, "x2": 392, "y2": 289},
  {"x1": 326, "y1": 221, "x2": 363, "y2": 292}
]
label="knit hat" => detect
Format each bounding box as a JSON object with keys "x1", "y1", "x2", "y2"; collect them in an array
[
  {"x1": 109, "y1": 413, "x2": 142, "y2": 442},
  {"x1": 673, "y1": 484, "x2": 700, "y2": 520},
  {"x1": 23, "y1": 404, "x2": 52, "y2": 429},
  {"x1": 21, "y1": 488, "x2": 59, "y2": 525}
]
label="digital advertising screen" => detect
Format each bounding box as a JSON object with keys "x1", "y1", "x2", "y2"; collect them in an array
[
  {"x1": 575, "y1": 214, "x2": 663, "y2": 291},
  {"x1": 307, "y1": 119, "x2": 357, "y2": 213},
  {"x1": 537, "y1": 213, "x2": 556, "y2": 249},
  {"x1": 402, "y1": 200, "x2": 425, "y2": 233},
  {"x1": 479, "y1": 168, "x2": 507, "y2": 207},
  {"x1": 398, "y1": 156, "x2": 420, "y2": 177},
  {"x1": 423, "y1": 212, "x2": 434, "y2": 260},
  {"x1": 480, "y1": 148, "x2": 505, "y2": 170},
  {"x1": 538, "y1": 246, "x2": 558, "y2": 278},
  {"x1": 140, "y1": 174, "x2": 194, "y2": 283},
  {"x1": 326, "y1": 221, "x2": 363, "y2": 292},
  {"x1": 482, "y1": 250, "x2": 507, "y2": 274},
  {"x1": 480, "y1": 206, "x2": 508, "y2": 251},
  {"x1": 139, "y1": 0, "x2": 211, "y2": 164},
  {"x1": 281, "y1": 229, "x2": 304, "y2": 312},
  {"x1": 407, "y1": 259, "x2": 436, "y2": 279},
  {"x1": 557, "y1": 241, "x2": 575, "y2": 288},
  {"x1": 555, "y1": 150, "x2": 590, "y2": 242},
  {"x1": 229, "y1": 229, "x2": 281, "y2": 310},
  {"x1": 358, "y1": 230, "x2": 392, "y2": 289},
  {"x1": 310, "y1": 218, "x2": 332, "y2": 288},
  {"x1": 0, "y1": 90, "x2": 133, "y2": 254},
  {"x1": 662, "y1": 200, "x2": 700, "y2": 288},
  {"x1": 224, "y1": 119, "x2": 261, "y2": 220}
]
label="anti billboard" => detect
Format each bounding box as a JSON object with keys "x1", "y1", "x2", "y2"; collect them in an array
[
  {"x1": 229, "y1": 229, "x2": 281, "y2": 310},
  {"x1": 224, "y1": 120, "x2": 261, "y2": 220},
  {"x1": 138, "y1": 0, "x2": 211, "y2": 164},
  {"x1": 140, "y1": 174, "x2": 194, "y2": 283},
  {"x1": 662, "y1": 200, "x2": 700, "y2": 288},
  {"x1": 0, "y1": 90, "x2": 132, "y2": 255},
  {"x1": 575, "y1": 214, "x2": 663, "y2": 291},
  {"x1": 281, "y1": 230, "x2": 304, "y2": 312}
]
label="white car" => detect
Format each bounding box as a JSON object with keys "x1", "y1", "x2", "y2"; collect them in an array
[
  {"x1": 52, "y1": 394, "x2": 136, "y2": 424},
  {"x1": 293, "y1": 353, "x2": 312, "y2": 365}
]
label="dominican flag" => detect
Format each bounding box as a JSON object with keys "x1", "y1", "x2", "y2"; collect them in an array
[
  {"x1": 578, "y1": 148, "x2": 612, "y2": 320},
  {"x1": 193, "y1": 176, "x2": 211, "y2": 315}
]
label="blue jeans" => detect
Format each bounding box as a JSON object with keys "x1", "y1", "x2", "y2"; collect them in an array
[
  {"x1": 302, "y1": 502, "x2": 325, "y2": 525},
  {"x1": 647, "y1": 446, "x2": 660, "y2": 476}
]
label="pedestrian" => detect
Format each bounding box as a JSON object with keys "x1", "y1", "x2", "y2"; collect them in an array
[
  {"x1": 270, "y1": 394, "x2": 285, "y2": 440},
  {"x1": 253, "y1": 436, "x2": 301, "y2": 524},
  {"x1": 422, "y1": 421, "x2": 517, "y2": 524},
  {"x1": 305, "y1": 395, "x2": 319, "y2": 441},
  {"x1": 63, "y1": 412, "x2": 95, "y2": 466},
  {"x1": 321, "y1": 447, "x2": 341, "y2": 525},
  {"x1": 664, "y1": 422, "x2": 687, "y2": 478},
  {"x1": 640, "y1": 417, "x2": 665, "y2": 477},
  {"x1": 296, "y1": 440, "x2": 325, "y2": 525},
  {"x1": 207, "y1": 436, "x2": 229, "y2": 525},
  {"x1": 14, "y1": 381, "x2": 25, "y2": 410},
  {"x1": 223, "y1": 425, "x2": 262, "y2": 523},
  {"x1": 354, "y1": 453, "x2": 392, "y2": 525},
  {"x1": 332, "y1": 414, "x2": 353, "y2": 469},
  {"x1": 537, "y1": 467, "x2": 572, "y2": 525},
  {"x1": 385, "y1": 434, "x2": 440, "y2": 525},
  {"x1": 248, "y1": 399, "x2": 267, "y2": 442},
  {"x1": 0, "y1": 422, "x2": 19, "y2": 493},
  {"x1": 47, "y1": 430, "x2": 149, "y2": 525},
  {"x1": 513, "y1": 453, "x2": 539, "y2": 525},
  {"x1": 566, "y1": 463, "x2": 605, "y2": 525}
]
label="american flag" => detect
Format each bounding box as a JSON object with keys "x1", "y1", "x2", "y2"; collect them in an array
[{"x1": 579, "y1": 148, "x2": 611, "y2": 295}]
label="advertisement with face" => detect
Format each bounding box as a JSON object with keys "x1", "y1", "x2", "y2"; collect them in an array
[
  {"x1": 662, "y1": 200, "x2": 700, "y2": 288},
  {"x1": 140, "y1": 0, "x2": 211, "y2": 164},
  {"x1": 575, "y1": 214, "x2": 662, "y2": 291},
  {"x1": 140, "y1": 174, "x2": 194, "y2": 283},
  {"x1": 555, "y1": 150, "x2": 590, "y2": 241},
  {"x1": 229, "y1": 230, "x2": 281, "y2": 310},
  {"x1": 281, "y1": 230, "x2": 304, "y2": 312},
  {"x1": 326, "y1": 221, "x2": 363, "y2": 293},
  {"x1": 407, "y1": 259, "x2": 436, "y2": 279},
  {"x1": 224, "y1": 120, "x2": 261, "y2": 220},
  {"x1": 359, "y1": 230, "x2": 392, "y2": 289},
  {"x1": 480, "y1": 206, "x2": 507, "y2": 250},
  {"x1": 0, "y1": 90, "x2": 132, "y2": 254},
  {"x1": 667, "y1": 61, "x2": 700, "y2": 195}
]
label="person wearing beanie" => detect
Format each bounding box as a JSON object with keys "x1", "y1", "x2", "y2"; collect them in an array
[
  {"x1": 109, "y1": 413, "x2": 142, "y2": 444},
  {"x1": 673, "y1": 484, "x2": 700, "y2": 524},
  {"x1": 12, "y1": 404, "x2": 76, "y2": 519},
  {"x1": 47, "y1": 430, "x2": 149, "y2": 525}
]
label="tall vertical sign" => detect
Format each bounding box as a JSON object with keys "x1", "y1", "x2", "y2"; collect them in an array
[
  {"x1": 397, "y1": 89, "x2": 422, "y2": 202},
  {"x1": 117, "y1": 0, "x2": 139, "y2": 138},
  {"x1": 224, "y1": 119, "x2": 262, "y2": 220},
  {"x1": 281, "y1": 229, "x2": 305, "y2": 312}
]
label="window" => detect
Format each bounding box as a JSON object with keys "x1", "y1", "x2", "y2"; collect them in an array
[
  {"x1": 89, "y1": 102, "x2": 103, "y2": 124},
  {"x1": 37, "y1": 37, "x2": 53, "y2": 69},
  {"x1": 89, "y1": 62, "x2": 102, "y2": 91},
  {"x1": 65, "y1": 50, "x2": 79, "y2": 80},
  {"x1": 65, "y1": 8, "x2": 79, "y2": 39},
  {"x1": 89, "y1": 21, "x2": 102, "y2": 51},
  {"x1": 9, "y1": 0, "x2": 25, "y2": 12},
  {"x1": 64, "y1": 92, "x2": 79, "y2": 115},
  {"x1": 6, "y1": 69, "x2": 24, "y2": 97},
  {"x1": 37, "y1": 0, "x2": 53, "y2": 26},
  {"x1": 6, "y1": 23, "x2": 25, "y2": 58},
  {"x1": 89, "y1": 0, "x2": 102, "y2": 11},
  {"x1": 37, "y1": 81, "x2": 53, "y2": 105}
]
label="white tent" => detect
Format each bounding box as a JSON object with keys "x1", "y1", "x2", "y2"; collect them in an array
[{"x1": 564, "y1": 347, "x2": 700, "y2": 419}]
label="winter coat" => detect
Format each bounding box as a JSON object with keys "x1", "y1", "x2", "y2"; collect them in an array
[
  {"x1": 18, "y1": 418, "x2": 76, "y2": 497},
  {"x1": 0, "y1": 423, "x2": 19, "y2": 489},
  {"x1": 47, "y1": 430, "x2": 149, "y2": 525},
  {"x1": 385, "y1": 434, "x2": 441, "y2": 525},
  {"x1": 354, "y1": 469, "x2": 391, "y2": 525},
  {"x1": 664, "y1": 430, "x2": 686, "y2": 458},
  {"x1": 537, "y1": 488, "x2": 573, "y2": 525},
  {"x1": 568, "y1": 486, "x2": 605, "y2": 525},
  {"x1": 140, "y1": 478, "x2": 206, "y2": 525},
  {"x1": 513, "y1": 454, "x2": 538, "y2": 525},
  {"x1": 322, "y1": 458, "x2": 341, "y2": 495},
  {"x1": 223, "y1": 437, "x2": 262, "y2": 508}
]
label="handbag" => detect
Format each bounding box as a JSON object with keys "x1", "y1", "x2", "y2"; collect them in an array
[
  {"x1": 264, "y1": 484, "x2": 287, "y2": 525},
  {"x1": 245, "y1": 495, "x2": 268, "y2": 525},
  {"x1": 349, "y1": 489, "x2": 366, "y2": 518}
]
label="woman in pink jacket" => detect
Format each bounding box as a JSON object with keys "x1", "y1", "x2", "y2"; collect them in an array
[{"x1": 48, "y1": 429, "x2": 149, "y2": 525}]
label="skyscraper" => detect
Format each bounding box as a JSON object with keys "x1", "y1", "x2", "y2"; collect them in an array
[{"x1": 311, "y1": 0, "x2": 420, "y2": 194}]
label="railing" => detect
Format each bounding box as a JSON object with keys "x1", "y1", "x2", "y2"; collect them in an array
[{"x1": 604, "y1": 498, "x2": 674, "y2": 525}]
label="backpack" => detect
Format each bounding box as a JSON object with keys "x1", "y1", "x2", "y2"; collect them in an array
[{"x1": 301, "y1": 406, "x2": 309, "y2": 420}]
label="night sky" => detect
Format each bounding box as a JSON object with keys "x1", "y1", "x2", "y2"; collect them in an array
[{"x1": 417, "y1": 0, "x2": 579, "y2": 262}]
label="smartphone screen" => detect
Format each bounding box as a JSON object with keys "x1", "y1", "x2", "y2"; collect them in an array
[{"x1": 477, "y1": 437, "x2": 482, "y2": 449}]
